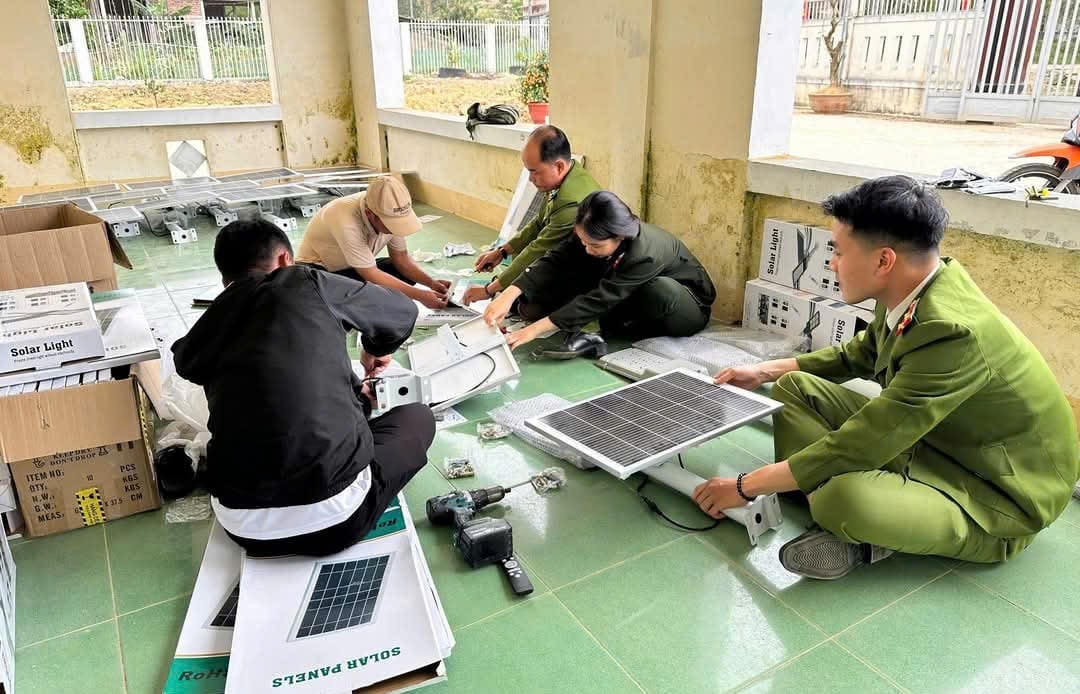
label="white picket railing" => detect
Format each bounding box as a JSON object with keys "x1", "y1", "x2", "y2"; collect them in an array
[
  {"x1": 53, "y1": 16, "x2": 268, "y2": 84},
  {"x1": 400, "y1": 20, "x2": 549, "y2": 75}
]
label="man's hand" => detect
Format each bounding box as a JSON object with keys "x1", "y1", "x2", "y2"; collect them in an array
[
  {"x1": 360, "y1": 351, "x2": 393, "y2": 377},
  {"x1": 691, "y1": 477, "x2": 743, "y2": 519},
  {"x1": 484, "y1": 292, "x2": 514, "y2": 327},
  {"x1": 430, "y1": 279, "x2": 452, "y2": 294},
  {"x1": 505, "y1": 323, "x2": 540, "y2": 350},
  {"x1": 713, "y1": 364, "x2": 768, "y2": 391},
  {"x1": 461, "y1": 285, "x2": 490, "y2": 306},
  {"x1": 359, "y1": 381, "x2": 377, "y2": 409},
  {"x1": 417, "y1": 290, "x2": 449, "y2": 309},
  {"x1": 475, "y1": 249, "x2": 503, "y2": 272}
]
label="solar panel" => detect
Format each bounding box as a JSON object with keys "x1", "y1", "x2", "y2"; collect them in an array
[
  {"x1": 92, "y1": 206, "x2": 143, "y2": 223},
  {"x1": 18, "y1": 183, "x2": 121, "y2": 203},
  {"x1": 161, "y1": 180, "x2": 257, "y2": 196},
  {"x1": 216, "y1": 184, "x2": 317, "y2": 204},
  {"x1": 526, "y1": 369, "x2": 782, "y2": 478},
  {"x1": 125, "y1": 176, "x2": 218, "y2": 190},
  {"x1": 300, "y1": 166, "x2": 377, "y2": 177},
  {"x1": 209, "y1": 582, "x2": 240, "y2": 629},
  {"x1": 89, "y1": 190, "x2": 166, "y2": 207},
  {"x1": 216, "y1": 168, "x2": 300, "y2": 183},
  {"x1": 293, "y1": 555, "x2": 391, "y2": 639}
]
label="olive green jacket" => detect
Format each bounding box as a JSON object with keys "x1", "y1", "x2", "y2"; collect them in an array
[
  {"x1": 514, "y1": 222, "x2": 716, "y2": 333},
  {"x1": 792, "y1": 258, "x2": 1079, "y2": 538},
  {"x1": 496, "y1": 162, "x2": 601, "y2": 288}
]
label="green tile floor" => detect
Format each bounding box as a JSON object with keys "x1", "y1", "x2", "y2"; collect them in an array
[{"x1": 13, "y1": 204, "x2": 1080, "y2": 693}]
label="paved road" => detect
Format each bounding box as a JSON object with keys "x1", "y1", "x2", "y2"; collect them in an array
[{"x1": 789, "y1": 111, "x2": 1067, "y2": 179}]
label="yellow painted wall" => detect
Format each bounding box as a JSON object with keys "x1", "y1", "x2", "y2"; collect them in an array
[
  {"x1": 385, "y1": 127, "x2": 521, "y2": 230},
  {"x1": 747, "y1": 194, "x2": 1080, "y2": 416},
  {"x1": 264, "y1": 0, "x2": 356, "y2": 168},
  {"x1": 0, "y1": 0, "x2": 83, "y2": 195},
  {"x1": 645, "y1": 0, "x2": 763, "y2": 321},
  {"x1": 77, "y1": 122, "x2": 285, "y2": 182},
  {"x1": 345, "y1": 2, "x2": 385, "y2": 170},
  {"x1": 547, "y1": 0, "x2": 653, "y2": 213}
]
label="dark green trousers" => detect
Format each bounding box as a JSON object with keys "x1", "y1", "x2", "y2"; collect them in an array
[{"x1": 520, "y1": 276, "x2": 709, "y2": 338}]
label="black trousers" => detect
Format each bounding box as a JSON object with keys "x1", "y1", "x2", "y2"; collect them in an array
[
  {"x1": 304, "y1": 257, "x2": 409, "y2": 283},
  {"x1": 518, "y1": 276, "x2": 710, "y2": 339},
  {"x1": 228, "y1": 403, "x2": 436, "y2": 557}
]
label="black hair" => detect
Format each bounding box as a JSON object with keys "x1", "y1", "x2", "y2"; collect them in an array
[
  {"x1": 576, "y1": 190, "x2": 641, "y2": 241},
  {"x1": 822, "y1": 175, "x2": 947, "y2": 253},
  {"x1": 529, "y1": 125, "x2": 572, "y2": 163},
  {"x1": 213, "y1": 217, "x2": 293, "y2": 283}
]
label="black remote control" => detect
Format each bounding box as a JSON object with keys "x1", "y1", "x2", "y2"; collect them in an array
[{"x1": 501, "y1": 555, "x2": 533, "y2": 596}]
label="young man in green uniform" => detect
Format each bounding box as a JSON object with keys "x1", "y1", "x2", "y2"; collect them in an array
[
  {"x1": 693, "y1": 175, "x2": 1079, "y2": 579},
  {"x1": 460, "y1": 125, "x2": 600, "y2": 306}
]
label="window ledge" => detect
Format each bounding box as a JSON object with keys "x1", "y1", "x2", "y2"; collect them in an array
[
  {"x1": 72, "y1": 104, "x2": 283, "y2": 130},
  {"x1": 748, "y1": 156, "x2": 1080, "y2": 251},
  {"x1": 377, "y1": 108, "x2": 538, "y2": 151}
]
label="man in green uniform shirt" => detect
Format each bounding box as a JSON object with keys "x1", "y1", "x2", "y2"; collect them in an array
[
  {"x1": 461, "y1": 125, "x2": 600, "y2": 306},
  {"x1": 693, "y1": 175, "x2": 1079, "y2": 579}
]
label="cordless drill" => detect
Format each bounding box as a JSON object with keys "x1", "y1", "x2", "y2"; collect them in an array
[{"x1": 426, "y1": 486, "x2": 533, "y2": 596}]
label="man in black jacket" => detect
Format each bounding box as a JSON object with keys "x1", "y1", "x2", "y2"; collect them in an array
[{"x1": 172, "y1": 218, "x2": 434, "y2": 557}]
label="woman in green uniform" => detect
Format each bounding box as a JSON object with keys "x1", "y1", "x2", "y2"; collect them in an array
[{"x1": 484, "y1": 190, "x2": 716, "y2": 355}]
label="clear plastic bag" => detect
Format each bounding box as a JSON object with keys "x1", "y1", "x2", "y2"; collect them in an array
[
  {"x1": 156, "y1": 345, "x2": 211, "y2": 467},
  {"x1": 631, "y1": 335, "x2": 761, "y2": 375},
  {"x1": 699, "y1": 325, "x2": 810, "y2": 360},
  {"x1": 489, "y1": 395, "x2": 592, "y2": 469}
]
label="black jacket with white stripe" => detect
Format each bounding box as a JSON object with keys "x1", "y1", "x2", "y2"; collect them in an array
[{"x1": 172, "y1": 265, "x2": 417, "y2": 509}]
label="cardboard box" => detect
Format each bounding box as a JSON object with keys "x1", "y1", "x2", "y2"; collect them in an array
[
  {"x1": 0, "y1": 204, "x2": 132, "y2": 293},
  {"x1": 743, "y1": 279, "x2": 875, "y2": 351},
  {"x1": 0, "y1": 377, "x2": 160, "y2": 537},
  {"x1": 0, "y1": 282, "x2": 106, "y2": 373},
  {"x1": 759, "y1": 219, "x2": 874, "y2": 310}
]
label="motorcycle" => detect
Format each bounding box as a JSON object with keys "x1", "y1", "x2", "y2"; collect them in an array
[{"x1": 999, "y1": 112, "x2": 1080, "y2": 194}]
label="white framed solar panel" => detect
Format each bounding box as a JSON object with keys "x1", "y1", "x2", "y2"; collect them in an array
[{"x1": 526, "y1": 369, "x2": 782, "y2": 479}]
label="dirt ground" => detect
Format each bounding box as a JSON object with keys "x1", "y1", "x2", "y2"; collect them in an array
[{"x1": 67, "y1": 80, "x2": 272, "y2": 110}]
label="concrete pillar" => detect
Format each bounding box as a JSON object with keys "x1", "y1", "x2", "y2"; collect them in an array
[
  {"x1": 400, "y1": 23, "x2": 413, "y2": 75},
  {"x1": 550, "y1": 0, "x2": 769, "y2": 320},
  {"x1": 194, "y1": 20, "x2": 215, "y2": 81},
  {"x1": 346, "y1": 1, "x2": 408, "y2": 170},
  {"x1": 485, "y1": 24, "x2": 498, "y2": 74},
  {"x1": 70, "y1": 20, "x2": 95, "y2": 84},
  {"x1": 0, "y1": 1, "x2": 84, "y2": 196},
  {"x1": 749, "y1": 0, "x2": 802, "y2": 159},
  {"x1": 262, "y1": 0, "x2": 356, "y2": 168}
]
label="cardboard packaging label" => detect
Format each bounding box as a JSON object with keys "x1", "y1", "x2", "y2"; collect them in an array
[
  {"x1": 2, "y1": 378, "x2": 160, "y2": 537},
  {"x1": 743, "y1": 278, "x2": 876, "y2": 352},
  {"x1": 0, "y1": 282, "x2": 105, "y2": 373},
  {"x1": 759, "y1": 219, "x2": 874, "y2": 310}
]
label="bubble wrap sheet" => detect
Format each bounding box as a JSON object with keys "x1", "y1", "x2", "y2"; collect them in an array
[
  {"x1": 631, "y1": 335, "x2": 761, "y2": 375},
  {"x1": 489, "y1": 394, "x2": 593, "y2": 469}
]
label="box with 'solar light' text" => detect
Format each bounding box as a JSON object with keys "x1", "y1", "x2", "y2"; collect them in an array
[
  {"x1": 759, "y1": 219, "x2": 874, "y2": 310},
  {"x1": 0, "y1": 282, "x2": 105, "y2": 374},
  {"x1": 743, "y1": 279, "x2": 875, "y2": 352}
]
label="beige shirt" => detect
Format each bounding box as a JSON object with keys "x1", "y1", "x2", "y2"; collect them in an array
[{"x1": 295, "y1": 192, "x2": 407, "y2": 272}]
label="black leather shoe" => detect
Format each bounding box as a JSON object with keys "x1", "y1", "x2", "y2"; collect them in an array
[{"x1": 533, "y1": 332, "x2": 609, "y2": 360}]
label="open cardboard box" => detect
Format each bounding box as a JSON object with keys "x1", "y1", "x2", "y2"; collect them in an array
[
  {"x1": 0, "y1": 204, "x2": 132, "y2": 293},
  {"x1": 0, "y1": 375, "x2": 160, "y2": 537}
]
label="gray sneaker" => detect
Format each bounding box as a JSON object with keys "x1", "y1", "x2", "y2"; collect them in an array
[{"x1": 779, "y1": 526, "x2": 894, "y2": 580}]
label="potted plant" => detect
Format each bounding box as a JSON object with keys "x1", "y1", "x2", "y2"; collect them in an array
[
  {"x1": 808, "y1": 0, "x2": 852, "y2": 114},
  {"x1": 519, "y1": 51, "x2": 549, "y2": 123},
  {"x1": 438, "y1": 40, "x2": 467, "y2": 78}
]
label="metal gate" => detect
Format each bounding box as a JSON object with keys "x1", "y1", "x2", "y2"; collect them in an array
[{"x1": 925, "y1": 0, "x2": 1080, "y2": 123}]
